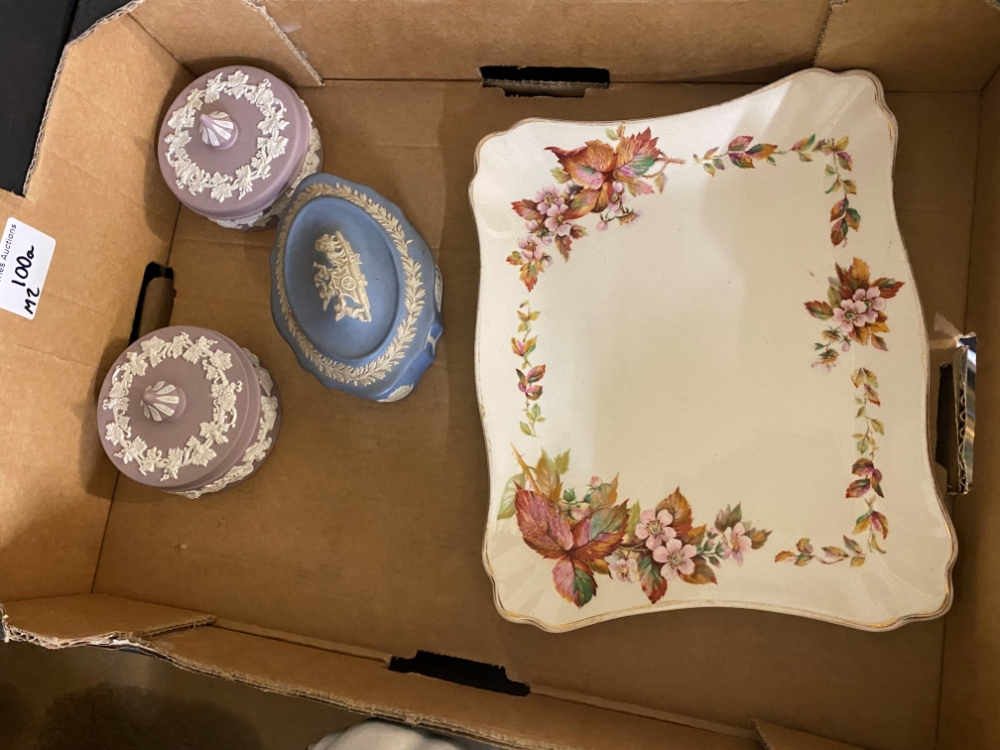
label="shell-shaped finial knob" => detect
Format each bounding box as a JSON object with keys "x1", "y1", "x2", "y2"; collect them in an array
[
  {"x1": 199, "y1": 111, "x2": 237, "y2": 149},
  {"x1": 141, "y1": 381, "x2": 186, "y2": 423}
]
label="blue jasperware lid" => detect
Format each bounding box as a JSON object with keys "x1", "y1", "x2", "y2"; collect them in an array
[{"x1": 270, "y1": 173, "x2": 443, "y2": 401}]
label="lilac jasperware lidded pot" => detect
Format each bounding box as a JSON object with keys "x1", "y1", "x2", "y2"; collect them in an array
[
  {"x1": 97, "y1": 326, "x2": 281, "y2": 498},
  {"x1": 157, "y1": 65, "x2": 322, "y2": 230}
]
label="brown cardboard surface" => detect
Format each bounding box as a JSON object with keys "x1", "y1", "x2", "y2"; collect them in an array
[
  {"x1": 0, "y1": 16, "x2": 185, "y2": 603},
  {"x1": 1, "y1": 1, "x2": 993, "y2": 747},
  {"x1": 754, "y1": 721, "x2": 864, "y2": 750},
  {"x1": 3, "y1": 594, "x2": 211, "y2": 646},
  {"x1": 264, "y1": 0, "x2": 828, "y2": 83},
  {"x1": 90, "y1": 80, "x2": 978, "y2": 750},
  {"x1": 816, "y1": 0, "x2": 1000, "y2": 92},
  {"x1": 130, "y1": 0, "x2": 322, "y2": 86},
  {"x1": 142, "y1": 625, "x2": 758, "y2": 750},
  {"x1": 886, "y1": 93, "x2": 980, "y2": 330},
  {"x1": 211, "y1": 620, "x2": 391, "y2": 664},
  {"x1": 0, "y1": 638, "x2": 362, "y2": 750},
  {"x1": 936, "y1": 69, "x2": 1000, "y2": 750}
]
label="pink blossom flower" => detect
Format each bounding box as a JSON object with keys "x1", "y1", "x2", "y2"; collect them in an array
[
  {"x1": 543, "y1": 200, "x2": 575, "y2": 237},
  {"x1": 518, "y1": 238, "x2": 545, "y2": 261},
  {"x1": 526, "y1": 219, "x2": 541, "y2": 232},
  {"x1": 534, "y1": 186, "x2": 561, "y2": 206},
  {"x1": 832, "y1": 298, "x2": 868, "y2": 332},
  {"x1": 722, "y1": 522, "x2": 752, "y2": 565},
  {"x1": 634, "y1": 509, "x2": 676, "y2": 550},
  {"x1": 654, "y1": 538, "x2": 697, "y2": 580},
  {"x1": 607, "y1": 554, "x2": 639, "y2": 583},
  {"x1": 596, "y1": 220, "x2": 608, "y2": 231},
  {"x1": 545, "y1": 199, "x2": 567, "y2": 217},
  {"x1": 841, "y1": 341, "x2": 851, "y2": 352},
  {"x1": 853, "y1": 286, "x2": 885, "y2": 322}
]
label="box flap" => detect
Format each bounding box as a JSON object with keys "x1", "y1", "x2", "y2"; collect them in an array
[
  {"x1": 143, "y1": 625, "x2": 758, "y2": 750},
  {"x1": 936, "y1": 68, "x2": 1000, "y2": 750},
  {"x1": 754, "y1": 721, "x2": 865, "y2": 750},
  {"x1": 263, "y1": 0, "x2": 829, "y2": 83},
  {"x1": 3, "y1": 594, "x2": 212, "y2": 647},
  {"x1": 129, "y1": 0, "x2": 322, "y2": 86},
  {"x1": 816, "y1": 0, "x2": 1000, "y2": 91},
  {"x1": 0, "y1": 14, "x2": 185, "y2": 604}
]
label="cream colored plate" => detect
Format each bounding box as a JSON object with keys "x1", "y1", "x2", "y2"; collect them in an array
[{"x1": 471, "y1": 69, "x2": 955, "y2": 632}]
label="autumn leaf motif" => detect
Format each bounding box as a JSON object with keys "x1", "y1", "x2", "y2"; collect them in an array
[
  {"x1": 512, "y1": 303, "x2": 547, "y2": 436},
  {"x1": 776, "y1": 368, "x2": 887, "y2": 569},
  {"x1": 514, "y1": 486, "x2": 629, "y2": 607},
  {"x1": 516, "y1": 365, "x2": 545, "y2": 400},
  {"x1": 515, "y1": 488, "x2": 574, "y2": 559},
  {"x1": 806, "y1": 258, "x2": 903, "y2": 369},
  {"x1": 508, "y1": 127, "x2": 684, "y2": 291},
  {"x1": 511, "y1": 130, "x2": 863, "y2": 291},
  {"x1": 547, "y1": 128, "x2": 668, "y2": 214},
  {"x1": 817, "y1": 136, "x2": 858, "y2": 246},
  {"x1": 696, "y1": 135, "x2": 779, "y2": 173},
  {"x1": 636, "y1": 553, "x2": 668, "y2": 603},
  {"x1": 850, "y1": 458, "x2": 884, "y2": 498},
  {"x1": 694, "y1": 133, "x2": 860, "y2": 248},
  {"x1": 657, "y1": 487, "x2": 694, "y2": 538},
  {"x1": 551, "y1": 557, "x2": 598, "y2": 607},
  {"x1": 505, "y1": 448, "x2": 769, "y2": 607}
]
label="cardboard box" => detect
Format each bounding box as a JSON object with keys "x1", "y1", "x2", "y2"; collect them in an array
[{"x1": 1, "y1": 0, "x2": 998, "y2": 747}]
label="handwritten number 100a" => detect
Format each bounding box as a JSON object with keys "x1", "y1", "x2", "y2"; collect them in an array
[{"x1": 10, "y1": 245, "x2": 40, "y2": 315}]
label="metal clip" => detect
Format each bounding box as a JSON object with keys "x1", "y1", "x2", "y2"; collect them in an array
[{"x1": 934, "y1": 314, "x2": 976, "y2": 495}]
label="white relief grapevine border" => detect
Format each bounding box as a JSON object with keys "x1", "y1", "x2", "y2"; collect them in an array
[
  {"x1": 176, "y1": 349, "x2": 278, "y2": 499},
  {"x1": 164, "y1": 69, "x2": 291, "y2": 203},
  {"x1": 102, "y1": 333, "x2": 243, "y2": 482}
]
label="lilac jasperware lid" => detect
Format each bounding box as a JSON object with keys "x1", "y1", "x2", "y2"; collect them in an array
[
  {"x1": 97, "y1": 326, "x2": 261, "y2": 493},
  {"x1": 158, "y1": 66, "x2": 311, "y2": 221}
]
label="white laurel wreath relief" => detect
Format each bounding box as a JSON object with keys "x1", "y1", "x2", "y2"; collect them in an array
[
  {"x1": 176, "y1": 350, "x2": 279, "y2": 499},
  {"x1": 276, "y1": 182, "x2": 426, "y2": 386},
  {"x1": 102, "y1": 333, "x2": 243, "y2": 482},
  {"x1": 164, "y1": 69, "x2": 290, "y2": 203}
]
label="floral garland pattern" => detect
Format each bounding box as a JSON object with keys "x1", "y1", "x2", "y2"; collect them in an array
[
  {"x1": 508, "y1": 126, "x2": 679, "y2": 291},
  {"x1": 775, "y1": 368, "x2": 889, "y2": 567},
  {"x1": 693, "y1": 134, "x2": 858, "y2": 246},
  {"x1": 507, "y1": 129, "x2": 858, "y2": 292},
  {"x1": 805, "y1": 258, "x2": 904, "y2": 369},
  {"x1": 512, "y1": 302, "x2": 545, "y2": 436},
  {"x1": 164, "y1": 70, "x2": 290, "y2": 203},
  {"x1": 494, "y1": 123, "x2": 906, "y2": 609},
  {"x1": 102, "y1": 333, "x2": 243, "y2": 482},
  {"x1": 497, "y1": 448, "x2": 770, "y2": 607}
]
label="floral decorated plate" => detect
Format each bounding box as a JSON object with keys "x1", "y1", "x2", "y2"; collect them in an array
[{"x1": 471, "y1": 69, "x2": 956, "y2": 632}]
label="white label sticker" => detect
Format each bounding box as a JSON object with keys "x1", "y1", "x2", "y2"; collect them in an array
[{"x1": 0, "y1": 217, "x2": 56, "y2": 320}]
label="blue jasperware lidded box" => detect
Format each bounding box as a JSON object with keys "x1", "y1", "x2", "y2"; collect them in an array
[{"x1": 270, "y1": 173, "x2": 443, "y2": 401}]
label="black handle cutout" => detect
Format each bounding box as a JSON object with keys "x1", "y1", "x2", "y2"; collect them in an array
[
  {"x1": 389, "y1": 651, "x2": 529, "y2": 696},
  {"x1": 480, "y1": 66, "x2": 610, "y2": 98},
  {"x1": 130, "y1": 262, "x2": 174, "y2": 344}
]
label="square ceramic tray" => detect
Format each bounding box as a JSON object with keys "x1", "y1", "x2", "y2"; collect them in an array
[{"x1": 471, "y1": 69, "x2": 956, "y2": 632}]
